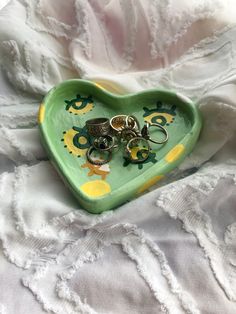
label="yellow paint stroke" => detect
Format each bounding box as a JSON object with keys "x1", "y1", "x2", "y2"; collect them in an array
[
  {"x1": 79, "y1": 136, "x2": 88, "y2": 145},
  {"x1": 38, "y1": 104, "x2": 45, "y2": 124},
  {"x1": 63, "y1": 129, "x2": 87, "y2": 157},
  {"x1": 94, "y1": 82, "x2": 124, "y2": 94},
  {"x1": 95, "y1": 83, "x2": 106, "y2": 90},
  {"x1": 144, "y1": 112, "x2": 175, "y2": 125},
  {"x1": 129, "y1": 146, "x2": 149, "y2": 161},
  {"x1": 138, "y1": 175, "x2": 164, "y2": 194},
  {"x1": 80, "y1": 180, "x2": 111, "y2": 198},
  {"x1": 165, "y1": 144, "x2": 185, "y2": 163},
  {"x1": 81, "y1": 161, "x2": 110, "y2": 180},
  {"x1": 130, "y1": 147, "x2": 140, "y2": 160}
]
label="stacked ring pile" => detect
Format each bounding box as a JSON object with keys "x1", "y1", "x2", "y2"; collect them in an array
[{"x1": 85, "y1": 115, "x2": 168, "y2": 165}]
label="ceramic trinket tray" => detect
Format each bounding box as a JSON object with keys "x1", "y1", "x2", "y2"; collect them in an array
[{"x1": 38, "y1": 79, "x2": 202, "y2": 214}]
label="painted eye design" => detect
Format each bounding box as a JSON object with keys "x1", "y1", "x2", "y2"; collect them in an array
[
  {"x1": 143, "y1": 101, "x2": 176, "y2": 126},
  {"x1": 61, "y1": 126, "x2": 90, "y2": 157},
  {"x1": 65, "y1": 94, "x2": 94, "y2": 115}
]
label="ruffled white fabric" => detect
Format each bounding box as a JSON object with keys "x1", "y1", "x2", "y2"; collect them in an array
[{"x1": 0, "y1": 1, "x2": 236, "y2": 313}]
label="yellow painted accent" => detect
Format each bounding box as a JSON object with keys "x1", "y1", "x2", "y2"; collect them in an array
[
  {"x1": 165, "y1": 144, "x2": 185, "y2": 163},
  {"x1": 68, "y1": 102, "x2": 93, "y2": 115},
  {"x1": 80, "y1": 180, "x2": 111, "y2": 197},
  {"x1": 38, "y1": 104, "x2": 45, "y2": 124},
  {"x1": 138, "y1": 175, "x2": 164, "y2": 194},
  {"x1": 130, "y1": 147, "x2": 139, "y2": 160},
  {"x1": 129, "y1": 146, "x2": 149, "y2": 160},
  {"x1": 81, "y1": 161, "x2": 110, "y2": 180},
  {"x1": 63, "y1": 129, "x2": 87, "y2": 156},
  {"x1": 144, "y1": 112, "x2": 175, "y2": 125},
  {"x1": 94, "y1": 82, "x2": 125, "y2": 95},
  {"x1": 95, "y1": 83, "x2": 105, "y2": 90},
  {"x1": 79, "y1": 136, "x2": 88, "y2": 145}
]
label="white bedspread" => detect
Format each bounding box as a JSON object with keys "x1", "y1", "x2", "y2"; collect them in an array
[{"x1": 0, "y1": 1, "x2": 236, "y2": 313}]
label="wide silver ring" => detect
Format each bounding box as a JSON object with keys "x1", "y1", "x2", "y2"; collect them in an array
[
  {"x1": 141, "y1": 122, "x2": 168, "y2": 144},
  {"x1": 86, "y1": 118, "x2": 110, "y2": 137},
  {"x1": 86, "y1": 146, "x2": 112, "y2": 165}
]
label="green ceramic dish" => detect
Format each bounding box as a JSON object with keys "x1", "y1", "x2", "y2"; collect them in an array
[{"x1": 38, "y1": 79, "x2": 202, "y2": 214}]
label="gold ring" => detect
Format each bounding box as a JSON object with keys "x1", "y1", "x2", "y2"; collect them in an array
[{"x1": 110, "y1": 115, "x2": 127, "y2": 133}]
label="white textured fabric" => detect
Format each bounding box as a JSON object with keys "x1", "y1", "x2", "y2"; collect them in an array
[{"x1": 0, "y1": 1, "x2": 236, "y2": 313}]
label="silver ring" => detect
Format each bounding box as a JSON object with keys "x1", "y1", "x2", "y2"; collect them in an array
[
  {"x1": 120, "y1": 128, "x2": 140, "y2": 142},
  {"x1": 93, "y1": 135, "x2": 116, "y2": 151},
  {"x1": 141, "y1": 122, "x2": 168, "y2": 144},
  {"x1": 86, "y1": 118, "x2": 110, "y2": 137},
  {"x1": 125, "y1": 115, "x2": 140, "y2": 131},
  {"x1": 86, "y1": 146, "x2": 112, "y2": 165},
  {"x1": 125, "y1": 137, "x2": 150, "y2": 163}
]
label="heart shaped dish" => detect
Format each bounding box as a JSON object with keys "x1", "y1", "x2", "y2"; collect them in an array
[{"x1": 38, "y1": 79, "x2": 202, "y2": 214}]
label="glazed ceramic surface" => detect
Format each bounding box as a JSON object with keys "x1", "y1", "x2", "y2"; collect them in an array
[{"x1": 38, "y1": 79, "x2": 202, "y2": 213}]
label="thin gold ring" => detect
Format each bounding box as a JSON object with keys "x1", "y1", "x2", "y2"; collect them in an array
[{"x1": 110, "y1": 115, "x2": 127, "y2": 133}]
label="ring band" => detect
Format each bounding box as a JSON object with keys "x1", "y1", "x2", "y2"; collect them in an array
[
  {"x1": 110, "y1": 115, "x2": 127, "y2": 133},
  {"x1": 93, "y1": 135, "x2": 116, "y2": 151},
  {"x1": 125, "y1": 137, "x2": 150, "y2": 163},
  {"x1": 120, "y1": 128, "x2": 139, "y2": 142},
  {"x1": 141, "y1": 122, "x2": 168, "y2": 144},
  {"x1": 86, "y1": 146, "x2": 112, "y2": 165},
  {"x1": 86, "y1": 118, "x2": 110, "y2": 137},
  {"x1": 125, "y1": 115, "x2": 140, "y2": 131}
]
